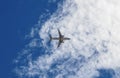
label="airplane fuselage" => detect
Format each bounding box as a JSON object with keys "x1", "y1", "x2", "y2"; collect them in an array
[{"x1": 52, "y1": 35, "x2": 70, "y2": 43}]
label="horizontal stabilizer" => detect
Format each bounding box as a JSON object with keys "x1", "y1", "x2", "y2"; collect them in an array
[{"x1": 49, "y1": 34, "x2": 52, "y2": 41}]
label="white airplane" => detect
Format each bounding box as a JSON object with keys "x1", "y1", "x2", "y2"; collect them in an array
[{"x1": 49, "y1": 29, "x2": 70, "y2": 47}]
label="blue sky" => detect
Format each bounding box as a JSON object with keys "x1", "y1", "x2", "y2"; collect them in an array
[
  {"x1": 0, "y1": 0, "x2": 60, "y2": 77},
  {"x1": 0, "y1": 0, "x2": 119, "y2": 78}
]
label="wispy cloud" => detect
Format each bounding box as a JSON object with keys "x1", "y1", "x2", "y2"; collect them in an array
[{"x1": 15, "y1": 0, "x2": 120, "y2": 78}]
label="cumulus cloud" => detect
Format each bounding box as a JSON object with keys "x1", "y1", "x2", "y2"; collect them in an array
[{"x1": 15, "y1": 0, "x2": 120, "y2": 78}]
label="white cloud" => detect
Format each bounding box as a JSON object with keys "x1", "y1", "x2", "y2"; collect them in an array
[{"x1": 16, "y1": 0, "x2": 120, "y2": 78}]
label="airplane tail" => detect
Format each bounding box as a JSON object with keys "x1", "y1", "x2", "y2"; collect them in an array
[{"x1": 49, "y1": 34, "x2": 52, "y2": 41}]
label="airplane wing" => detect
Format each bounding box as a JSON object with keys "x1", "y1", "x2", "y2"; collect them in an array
[
  {"x1": 57, "y1": 41, "x2": 62, "y2": 48},
  {"x1": 58, "y1": 29, "x2": 62, "y2": 37}
]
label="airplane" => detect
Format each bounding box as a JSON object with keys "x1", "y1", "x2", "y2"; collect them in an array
[{"x1": 49, "y1": 29, "x2": 70, "y2": 48}]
